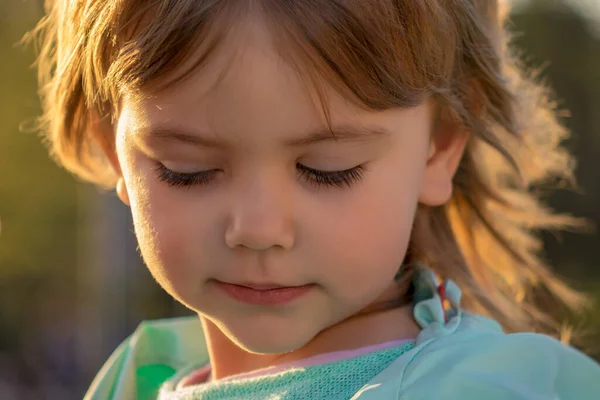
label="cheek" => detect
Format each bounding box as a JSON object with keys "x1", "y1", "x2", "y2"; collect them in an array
[
  {"x1": 306, "y1": 162, "x2": 424, "y2": 301},
  {"x1": 121, "y1": 155, "x2": 217, "y2": 296}
]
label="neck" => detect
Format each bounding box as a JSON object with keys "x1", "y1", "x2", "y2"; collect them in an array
[{"x1": 200, "y1": 304, "x2": 421, "y2": 380}]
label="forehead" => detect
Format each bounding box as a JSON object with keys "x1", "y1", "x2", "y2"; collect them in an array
[
  {"x1": 123, "y1": 19, "x2": 361, "y2": 126},
  {"x1": 116, "y1": 9, "x2": 436, "y2": 149}
]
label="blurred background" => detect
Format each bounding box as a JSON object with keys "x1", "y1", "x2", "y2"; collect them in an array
[{"x1": 0, "y1": 0, "x2": 599, "y2": 398}]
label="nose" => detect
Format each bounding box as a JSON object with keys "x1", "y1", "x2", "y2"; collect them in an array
[{"x1": 225, "y1": 174, "x2": 295, "y2": 251}]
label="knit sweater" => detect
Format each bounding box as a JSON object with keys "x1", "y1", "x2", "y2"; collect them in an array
[{"x1": 158, "y1": 341, "x2": 415, "y2": 399}]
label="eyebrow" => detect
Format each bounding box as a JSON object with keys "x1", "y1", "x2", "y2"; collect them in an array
[{"x1": 135, "y1": 123, "x2": 391, "y2": 148}]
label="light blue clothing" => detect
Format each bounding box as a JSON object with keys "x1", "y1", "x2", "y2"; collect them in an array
[{"x1": 84, "y1": 269, "x2": 600, "y2": 399}]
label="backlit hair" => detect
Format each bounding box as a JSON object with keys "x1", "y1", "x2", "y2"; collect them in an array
[{"x1": 29, "y1": 0, "x2": 589, "y2": 340}]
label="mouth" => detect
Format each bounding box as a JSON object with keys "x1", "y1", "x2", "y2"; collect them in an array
[
  {"x1": 236, "y1": 282, "x2": 298, "y2": 290},
  {"x1": 215, "y1": 281, "x2": 315, "y2": 306}
]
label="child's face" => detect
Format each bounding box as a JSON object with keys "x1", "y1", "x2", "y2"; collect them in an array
[{"x1": 112, "y1": 21, "x2": 439, "y2": 354}]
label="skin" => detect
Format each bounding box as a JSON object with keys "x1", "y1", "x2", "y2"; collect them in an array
[{"x1": 100, "y1": 18, "x2": 467, "y2": 380}]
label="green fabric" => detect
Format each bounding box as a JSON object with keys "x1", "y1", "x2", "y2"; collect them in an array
[
  {"x1": 84, "y1": 268, "x2": 600, "y2": 399},
  {"x1": 137, "y1": 365, "x2": 177, "y2": 399},
  {"x1": 159, "y1": 342, "x2": 415, "y2": 399},
  {"x1": 84, "y1": 317, "x2": 209, "y2": 400}
]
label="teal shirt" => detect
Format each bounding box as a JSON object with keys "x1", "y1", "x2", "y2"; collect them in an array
[{"x1": 84, "y1": 270, "x2": 600, "y2": 399}]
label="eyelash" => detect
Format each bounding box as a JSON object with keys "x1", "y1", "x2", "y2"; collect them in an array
[
  {"x1": 296, "y1": 164, "x2": 365, "y2": 189},
  {"x1": 153, "y1": 162, "x2": 366, "y2": 189}
]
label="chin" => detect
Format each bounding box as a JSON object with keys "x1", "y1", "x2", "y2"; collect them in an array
[
  {"x1": 235, "y1": 336, "x2": 309, "y2": 355},
  {"x1": 219, "y1": 314, "x2": 319, "y2": 355}
]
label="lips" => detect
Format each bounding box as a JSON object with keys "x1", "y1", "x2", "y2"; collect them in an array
[
  {"x1": 234, "y1": 282, "x2": 299, "y2": 290},
  {"x1": 215, "y1": 281, "x2": 315, "y2": 306}
]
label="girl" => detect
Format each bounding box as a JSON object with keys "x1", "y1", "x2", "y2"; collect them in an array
[{"x1": 31, "y1": 0, "x2": 600, "y2": 399}]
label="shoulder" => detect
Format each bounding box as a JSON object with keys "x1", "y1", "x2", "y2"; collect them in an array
[
  {"x1": 84, "y1": 316, "x2": 207, "y2": 400},
  {"x1": 398, "y1": 314, "x2": 600, "y2": 399},
  {"x1": 357, "y1": 268, "x2": 600, "y2": 399}
]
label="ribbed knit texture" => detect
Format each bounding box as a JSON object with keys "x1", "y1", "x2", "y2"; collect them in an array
[{"x1": 158, "y1": 341, "x2": 415, "y2": 400}]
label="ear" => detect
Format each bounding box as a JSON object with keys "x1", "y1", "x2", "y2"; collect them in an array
[
  {"x1": 418, "y1": 117, "x2": 469, "y2": 206},
  {"x1": 91, "y1": 109, "x2": 131, "y2": 207}
]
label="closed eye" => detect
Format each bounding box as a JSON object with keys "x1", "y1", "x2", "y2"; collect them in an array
[{"x1": 153, "y1": 162, "x2": 366, "y2": 189}]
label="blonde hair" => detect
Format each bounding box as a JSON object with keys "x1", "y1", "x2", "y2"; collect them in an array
[{"x1": 29, "y1": 0, "x2": 590, "y2": 339}]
